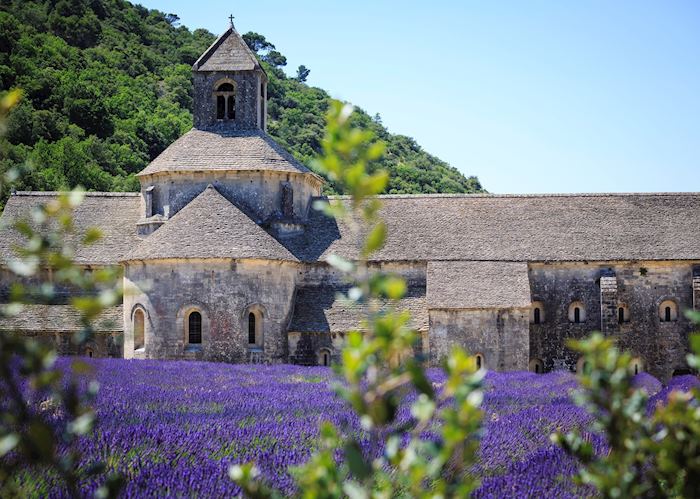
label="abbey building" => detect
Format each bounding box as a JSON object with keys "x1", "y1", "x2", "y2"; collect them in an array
[{"x1": 1, "y1": 26, "x2": 699, "y2": 380}]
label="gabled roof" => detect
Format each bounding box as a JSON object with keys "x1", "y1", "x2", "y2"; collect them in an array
[
  {"x1": 427, "y1": 261, "x2": 531, "y2": 309},
  {"x1": 192, "y1": 26, "x2": 263, "y2": 73},
  {"x1": 283, "y1": 193, "x2": 700, "y2": 263},
  {"x1": 289, "y1": 285, "x2": 428, "y2": 333},
  {"x1": 0, "y1": 192, "x2": 141, "y2": 266},
  {"x1": 137, "y1": 128, "x2": 316, "y2": 177},
  {"x1": 124, "y1": 185, "x2": 297, "y2": 262},
  {"x1": 0, "y1": 305, "x2": 123, "y2": 333}
]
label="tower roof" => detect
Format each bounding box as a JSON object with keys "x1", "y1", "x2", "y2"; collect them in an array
[
  {"x1": 136, "y1": 128, "x2": 318, "y2": 179},
  {"x1": 123, "y1": 185, "x2": 298, "y2": 262},
  {"x1": 192, "y1": 26, "x2": 263, "y2": 73}
]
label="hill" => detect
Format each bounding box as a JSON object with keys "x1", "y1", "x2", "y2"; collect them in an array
[{"x1": 0, "y1": 0, "x2": 484, "y2": 207}]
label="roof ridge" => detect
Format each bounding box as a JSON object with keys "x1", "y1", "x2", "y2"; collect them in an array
[
  {"x1": 12, "y1": 191, "x2": 140, "y2": 197},
  {"x1": 321, "y1": 192, "x2": 700, "y2": 200}
]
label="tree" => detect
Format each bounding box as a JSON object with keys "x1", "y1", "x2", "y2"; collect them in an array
[
  {"x1": 262, "y1": 50, "x2": 287, "y2": 68},
  {"x1": 242, "y1": 31, "x2": 275, "y2": 53},
  {"x1": 295, "y1": 65, "x2": 310, "y2": 83}
]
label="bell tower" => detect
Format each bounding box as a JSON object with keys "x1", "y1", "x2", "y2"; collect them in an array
[{"x1": 191, "y1": 18, "x2": 267, "y2": 131}]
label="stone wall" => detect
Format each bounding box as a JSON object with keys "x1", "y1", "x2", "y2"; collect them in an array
[
  {"x1": 123, "y1": 259, "x2": 298, "y2": 363},
  {"x1": 428, "y1": 308, "x2": 530, "y2": 370},
  {"x1": 193, "y1": 70, "x2": 264, "y2": 131},
  {"x1": 140, "y1": 170, "x2": 321, "y2": 224},
  {"x1": 529, "y1": 261, "x2": 698, "y2": 380}
]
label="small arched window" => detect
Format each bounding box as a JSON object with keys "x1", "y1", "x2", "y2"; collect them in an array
[
  {"x1": 85, "y1": 348, "x2": 94, "y2": 358},
  {"x1": 475, "y1": 354, "x2": 485, "y2": 371},
  {"x1": 659, "y1": 300, "x2": 678, "y2": 322},
  {"x1": 530, "y1": 301, "x2": 544, "y2": 325},
  {"x1": 134, "y1": 309, "x2": 145, "y2": 350},
  {"x1": 630, "y1": 357, "x2": 644, "y2": 375},
  {"x1": 318, "y1": 348, "x2": 331, "y2": 367},
  {"x1": 568, "y1": 301, "x2": 586, "y2": 323},
  {"x1": 245, "y1": 308, "x2": 263, "y2": 347},
  {"x1": 248, "y1": 312, "x2": 256, "y2": 345},
  {"x1": 214, "y1": 81, "x2": 236, "y2": 120},
  {"x1": 529, "y1": 358, "x2": 544, "y2": 374},
  {"x1": 188, "y1": 311, "x2": 202, "y2": 344}
]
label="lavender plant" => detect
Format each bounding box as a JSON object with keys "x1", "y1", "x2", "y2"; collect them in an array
[
  {"x1": 554, "y1": 319, "x2": 700, "y2": 498},
  {"x1": 230, "y1": 101, "x2": 485, "y2": 497},
  {"x1": 0, "y1": 90, "x2": 123, "y2": 498}
]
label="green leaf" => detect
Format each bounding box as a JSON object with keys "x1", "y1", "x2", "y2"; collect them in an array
[
  {"x1": 363, "y1": 221, "x2": 386, "y2": 256},
  {"x1": 327, "y1": 254, "x2": 354, "y2": 273},
  {"x1": 344, "y1": 440, "x2": 371, "y2": 480},
  {"x1": 0, "y1": 433, "x2": 19, "y2": 457}
]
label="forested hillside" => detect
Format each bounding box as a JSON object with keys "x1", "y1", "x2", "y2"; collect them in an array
[{"x1": 0, "y1": 0, "x2": 484, "y2": 207}]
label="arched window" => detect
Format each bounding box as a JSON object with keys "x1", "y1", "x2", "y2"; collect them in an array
[
  {"x1": 85, "y1": 348, "x2": 94, "y2": 358},
  {"x1": 530, "y1": 301, "x2": 544, "y2": 325},
  {"x1": 659, "y1": 300, "x2": 678, "y2": 322},
  {"x1": 245, "y1": 307, "x2": 263, "y2": 347},
  {"x1": 248, "y1": 312, "x2": 256, "y2": 345},
  {"x1": 568, "y1": 301, "x2": 586, "y2": 323},
  {"x1": 630, "y1": 357, "x2": 644, "y2": 375},
  {"x1": 529, "y1": 358, "x2": 544, "y2": 374},
  {"x1": 318, "y1": 348, "x2": 331, "y2": 367},
  {"x1": 214, "y1": 82, "x2": 236, "y2": 120},
  {"x1": 134, "y1": 309, "x2": 145, "y2": 350},
  {"x1": 475, "y1": 354, "x2": 485, "y2": 371},
  {"x1": 188, "y1": 311, "x2": 202, "y2": 344}
]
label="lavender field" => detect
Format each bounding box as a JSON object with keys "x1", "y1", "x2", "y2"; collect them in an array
[{"x1": 12, "y1": 359, "x2": 698, "y2": 498}]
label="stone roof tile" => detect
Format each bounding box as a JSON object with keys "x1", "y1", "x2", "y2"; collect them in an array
[
  {"x1": 285, "y1": 193, "x2": 700, "y2": 263},
  {"x1": 289, "y1": 285, "x2": 428, "y2": 333},
  {"x1": 0, "y1": 305, "x2": 123, "y2": 333},
  {"x1": 192, "y1": 27, "x2": 262, "y2": 72},
  {"x1": 137, "y1": 128, "x2": 314, "y2": 177},
  {"x1": 124, "y1": 185, "x2": 297, "y2": 262},
  {"x1": 0, "y1": 192, "x2": 141, "y2": 266},
  {"x1": 427, "y1": 261, "x2": 531, "y2": 309}
]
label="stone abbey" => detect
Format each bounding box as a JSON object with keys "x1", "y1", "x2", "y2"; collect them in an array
[{"x1": 1, "y1": 26, "x2": 699, "y2": 380}]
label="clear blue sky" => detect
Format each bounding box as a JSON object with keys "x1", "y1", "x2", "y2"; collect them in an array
[{"x1": 139, "y1": 1, "x2": 700, "y2": 194}]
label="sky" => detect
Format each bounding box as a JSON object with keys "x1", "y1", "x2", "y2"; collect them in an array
[{"x1": 138, "y1": 1, "x2": 700, "y2": 194}]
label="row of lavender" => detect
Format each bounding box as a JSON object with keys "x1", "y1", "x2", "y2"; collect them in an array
[{"x1": 10, "y1": 359, "x2": 699, "y2": 498}]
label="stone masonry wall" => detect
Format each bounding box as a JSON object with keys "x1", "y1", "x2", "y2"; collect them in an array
[
  {"x1": 141, "y1": 170, "x2": 320, "y2": 223},
  {"x1": 123, "y1": 259, "x2": 298, "y2": 363},
  {"x1": 193, "y1": 70, "x2": 262, "y2": 130},
  {"x1": 428, "y1": 308, "x2": 529, "y2": 371},
  {"x1": 529, "y1": 261, "x2": 698, "y2": 381}
]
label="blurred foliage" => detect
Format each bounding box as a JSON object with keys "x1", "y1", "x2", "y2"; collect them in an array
[
  {"x1": 0, "y1": 91, "x2": 123, "y2": 497},
  {"x1": 554, "y1": 320, "x2": 700, "y2": 498},
  {"x1": 230, "y1": 101, "x2": 485, "y2": 498},
  {"x1": 0, "y1": 0, "x2": 483, "y2": 211}
]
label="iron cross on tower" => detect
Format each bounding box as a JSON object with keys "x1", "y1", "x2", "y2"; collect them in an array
[{"x1": 228, "y1": 14, "x2": 235, "y2": 29}]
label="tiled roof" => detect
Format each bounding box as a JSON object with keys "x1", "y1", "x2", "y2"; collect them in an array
[
  {"x1": 0, "y1": 305, "x2": 123, "y2": 333},
  {"x1": 0, "y1": 192, "x2": 141, "y2": 266},
  {"x1": 137, "y1": 128, "x2": 314, "y2": 177},
  {"x1": 124, "y1": 185, "x2": 297, "y2": 262},
  {"x1": 427, "y1": 261, "x2": 531, "y2": 309},
  {"x1": 289, "y1": 285, "x2": 428, "y2": 333},
  {"x1": 285, "y1": 193, "x2": 700, "y2": 263},
  {"x1": 192, "y1": 27, "x2": 262, "y2": 72}
]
